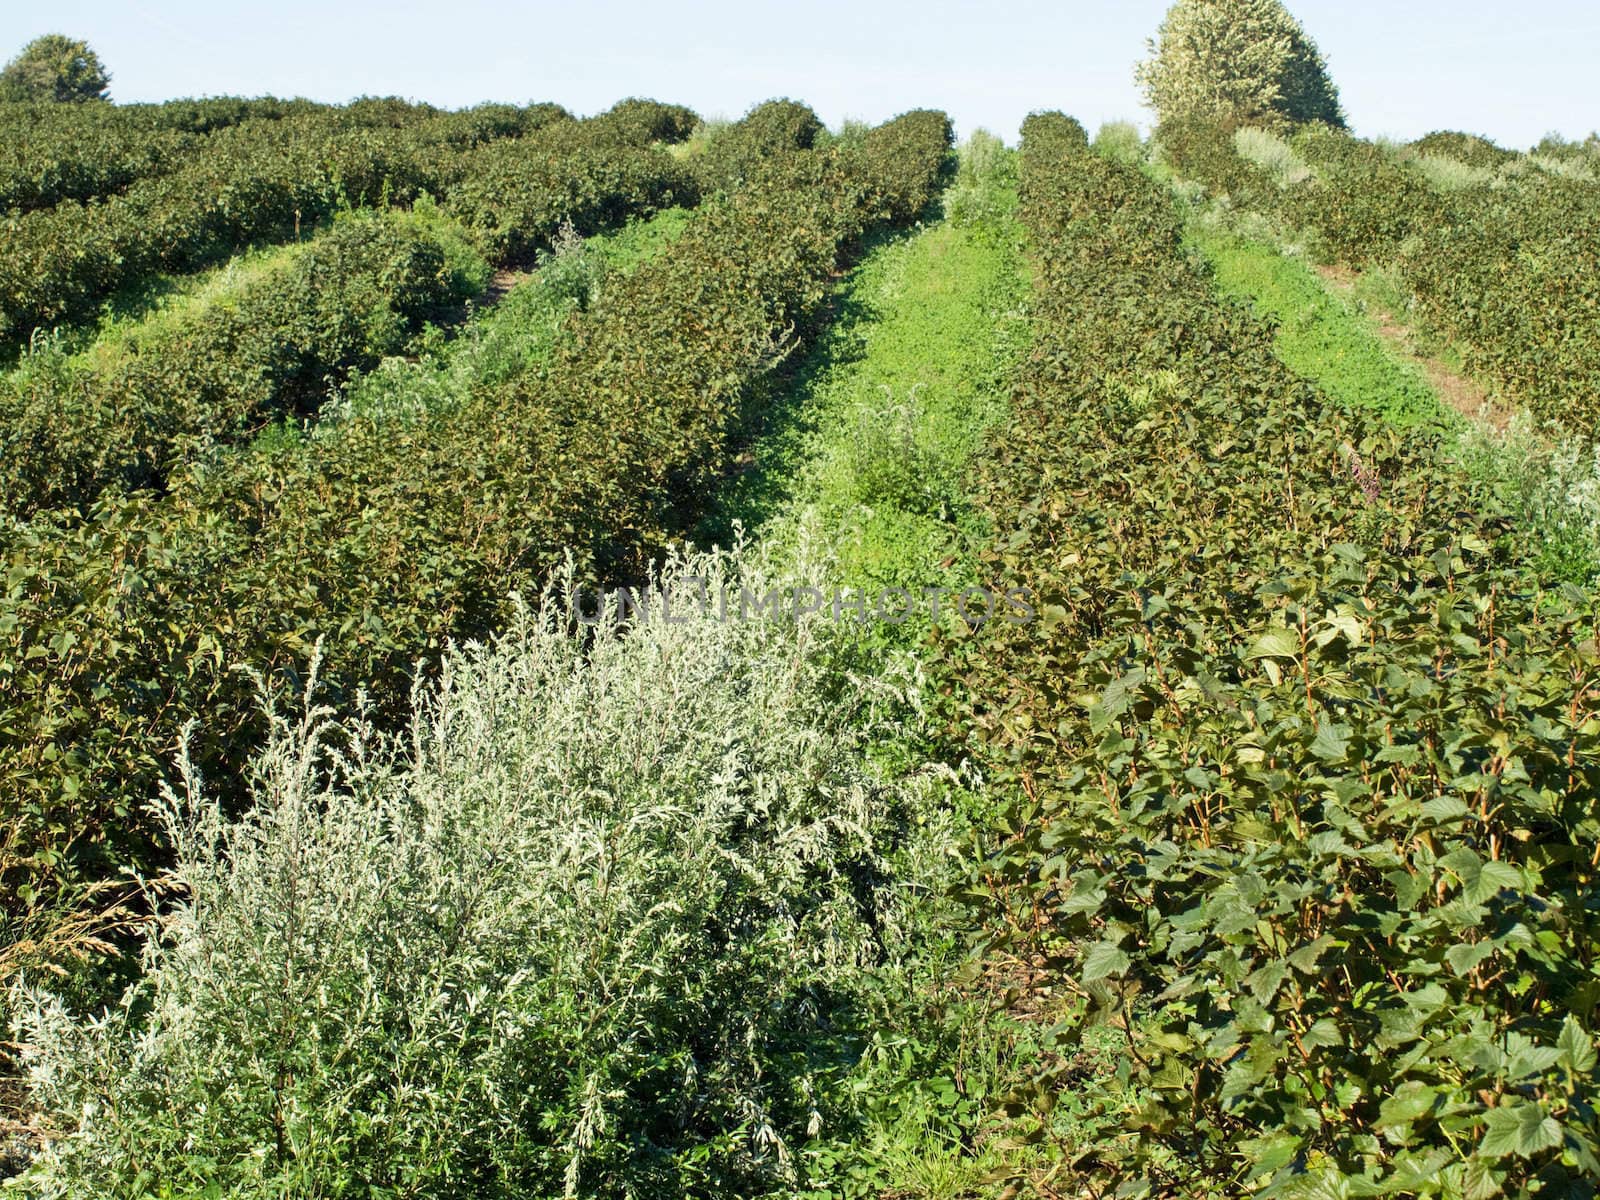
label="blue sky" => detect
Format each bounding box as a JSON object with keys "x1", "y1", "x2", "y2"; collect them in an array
[{"x1": 12, "y1": 2, "x2": 1599, "y2": 149}]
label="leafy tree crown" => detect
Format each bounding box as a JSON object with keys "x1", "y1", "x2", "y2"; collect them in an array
[
  {"x1": 0, "y1": 34, "x2": 111, "y2": 103},
  {"x1": 1136, "y1": 0, "x2": 1344, "y2": 130}
]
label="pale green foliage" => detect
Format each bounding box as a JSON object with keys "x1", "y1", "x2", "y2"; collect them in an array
[
  {"x1": 1408, "y1": 152, "x2": 1495, "y2": 191},
  {"x1": 534, "y1": 217, "x2": 599, "y2": 308},
  {"x1": 816, "y1": 118, "x2": 871, "y2": 150},
  {"x1": 1525, "y1": 153, "x2": 1599, "y2": 183},
  {"x1": 0, "y1": 35, "x2": 109, "y2": 103},
  {"x1": 1136, "y1": 0, "x2": 1344, "y2": 130},
  {"x1": 1233, "y1": 125, "x2": 1311, "y2": 183},
  {"x1": 1456, "y1": 414, "x2": 1600, "y2": 583},
  {"x1": 1092, "y1": 121, "x2": 1147, "y2": 166},
  {"x1": 943, "y1": 129, "x2": 1015, "y2": 226},
  {"x1": 13, "y1": 546, "x2": 954, "y2": 1197}
]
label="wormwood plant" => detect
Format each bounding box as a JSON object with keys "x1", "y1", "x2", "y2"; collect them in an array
[
  {"x1": 11, "y1": 546, "x2": 956, "y2": 1198},
  {"x1": 843, "y1": 385, "x2": 955, "y2": 519},
  {"x1": 944, "y1": 130, "x2": 1015, "y2": 226}
]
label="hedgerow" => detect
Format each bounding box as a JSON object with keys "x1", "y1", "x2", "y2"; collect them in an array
[
  {"x1": 689, "y1": 98, "x2": 826, "y2": 195},
  {"x1": 0, "y1": 210, "x2": 469, "y2": 520},
  {"x1": 1161, "y1": 120, "x2": 1600, "y2": 434},
  {"x1": 1408, "y1": 130, "x2": 1517, "y2": 169},
  {"x1": 946, "y1": 114, "x2": 1600, "y2": 1195},
  {"x1": 0, "y1": 103, "x2": 697, "y2": 522},
  {"x1": 441, "y1": 117, "x2": 696, "y2": 263},
  {"x1": 0, "y1": 99, "x2": 578, "y2": 347}
]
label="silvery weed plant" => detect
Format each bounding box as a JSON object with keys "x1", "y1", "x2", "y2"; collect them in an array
[{"x1": 11, "y1": 543, "x2": 962, "y2": 1198}]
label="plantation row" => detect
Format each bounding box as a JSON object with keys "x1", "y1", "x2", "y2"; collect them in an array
[
  {"x1": 1161, "y1": 119, "x2": 1600, "y2": 431},
  {"x1": 0, "y1": 96, "x2": 604, "y2": 346},
  {"x1": 945, "y1": 114, "x2": 1600, "y2": 1191},
  {"x1": 0, "y1": 94, "x2": 504, "y2": 214},
  {"x1": 0, "y1": 106, "x2": 954, "y2": 919},
  {"x1": 0, "y1": 210, "x2": 471, "y2": 520},
  {"x1": 0, "y1": 104, "x2": 705, "y2": 521}
]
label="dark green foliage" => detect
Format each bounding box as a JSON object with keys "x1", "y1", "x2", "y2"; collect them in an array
[
  {"x1": 0, "y1": 109, "x2": 952, "y2": 947},
  {"x1": 1157, "y1": 113, "x2": 1273, "y2": 199},
  {"x1": 0, "y1": 211, "x2": 464, "y2": 520},
  {"x1": 945, "y1": 120, "x2": 1600, "y2": 1195},
  {"x1": 1397, "y1": 178, "x2": 1600, "y2": 433},
  {"x1": 587, "y1": 96, "x2": 699, "y2": 146},
  {"x1": 691, "y1": 98, "x2": 826, "y2": 194},
  {"x1": 1285, "y1": 124, "x2": 1445, "y2": 263},
  {"x1": 0, "y1": 98, "x2": 403, "y2": 218},
  {"x1": 1169, "y1": 121, "x2": 1600, "y2": 433},
  {"x1": 0, "y1": 115, "x2": 193, "y2": 215},
  {"x1": 0, "y1": 35, "x2": 109, "y2": 104},
  {"x1": 857, "y1": 109, "x2": 954, "y2": 224},
  {"x1": 0, "y1": 100, "x2": 568, "y2": 346},
  {"x1": 1274, "y1": 16, "x2": 1345, "y2": 128},
  {"x1": 441, "y1": 125, "x2": 696, "y2": 263},
  {"x1": 1410, "y1": 130, "x2": 1517, "y2": 169},
  {"x1": 1020, "y1": 110, "x2": 1088, "y2": 150}
]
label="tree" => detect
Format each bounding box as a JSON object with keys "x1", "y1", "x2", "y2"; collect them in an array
[
  {"x1": 1135, "y1": 0, "x2": 1344, "y2": 131},
  {"x1": 0, "y1": 35, "x2": 111, "y2": 104}
]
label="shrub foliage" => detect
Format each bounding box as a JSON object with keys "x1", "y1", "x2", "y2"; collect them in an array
[
  {"x1": 943, "y1": 113, "x2": 1600, "y2": 1194},
  {"x1": 1161, "y1": 118, "x2": 1600, "y2": 433},
  {"x1": 15, "y1": 550, "x2": 945, "y2": 1196},
  {"x1": 0, "y1": 107, "x2": 953, "y2": 945}
]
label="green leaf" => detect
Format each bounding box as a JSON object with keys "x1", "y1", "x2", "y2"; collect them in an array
[
  {"x1": 1245, "y1": 959, "x2": 1291, "y2": 1005},
  {"x1": 1081, "y1": 941, "x2": 1131, "y2": 983},
  {"x1": 1467, "y1": 860, "x2": 1522, "y2": 903},
  {"x1": 1459, "y1": 1157, "x2": 1505, "y2": 1200},
  {"x1": 1238, "y1": 1130, "x2": 1301, "y2": 1175},
  {"x1": 1444, "y1": 940, "x2": 1495, "y2": 976},
  {"x1": 1310, "y1": 720, "x2": 1351, "y2": 763},
  {"x1": 1557, "y1": 1016, "x2": 1597, "y2": 1076},
  {"x1": 1247, "y1": 627, "x2": 1300, "y2": 661},
  {"x1": 1376, "y1": 1080, "x2": 1438, "y2": 1129},
  {"x1": 1478, "y1": 1102, "x2": 1564, "y2": 1160}
]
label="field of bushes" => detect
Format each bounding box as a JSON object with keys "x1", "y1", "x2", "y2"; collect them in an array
[{"x1": 3, "y1": 17, "x2": 1598, "y2": 1199}]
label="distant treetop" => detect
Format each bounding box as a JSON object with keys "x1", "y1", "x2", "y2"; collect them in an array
[
  {"x1": 0, "y1": 34, "x2": 111, "y2": 103},
  {"x1": 1136, "y1": 0, "x2": 1344, "y2": 131}
]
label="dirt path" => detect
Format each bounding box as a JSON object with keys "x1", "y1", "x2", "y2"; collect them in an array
[
  {"x1": 481, "y1": 267, "x2": 531, "y2": 307},
  {"x1": 1311, "y1": 263, "x2": 1516, "y2": 433}
]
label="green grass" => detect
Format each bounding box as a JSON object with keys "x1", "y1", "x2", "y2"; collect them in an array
[
  {"x1": 700, "y1": 155, "x2": 1030, "y2": 637},
  {"x1": 1184, "y1": 214, "x2": 1450, "y2": 432},
  {"x1": 684, "y1": 138, "x2": 1041, "y2": 1199}
]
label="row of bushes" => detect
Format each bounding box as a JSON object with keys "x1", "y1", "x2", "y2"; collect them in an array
[
  {"x1": 1161, "y1": 118, "x2": 1600, "y2": 433},
  {"x1": 0, "y1": 96, "x2": 319, "y2": 214},
  {"x1": 0, "y1": 118, "x2": 193, "y2": 215},
  {"x1": 0, "y1": 210, "x2": 468, "y2": 521},
  {"x1": 0, "y1": 95, "x2": 574, "y2": 215},
  {"x1": 441, "y1": 119, "x2": 693, "y2": 263},
  {"x1": 0, "y1": 98, "x2": 586, "y2": 346},
  {"x1": 946, "y1": 113, "x2": 1600, "y2": 1193},
  {"x1": 0, "y1": 105, "x2": 953, "y2": 935},
  {"x1": 0, "y1": 105, "x2": 708, "y2": 522}
]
